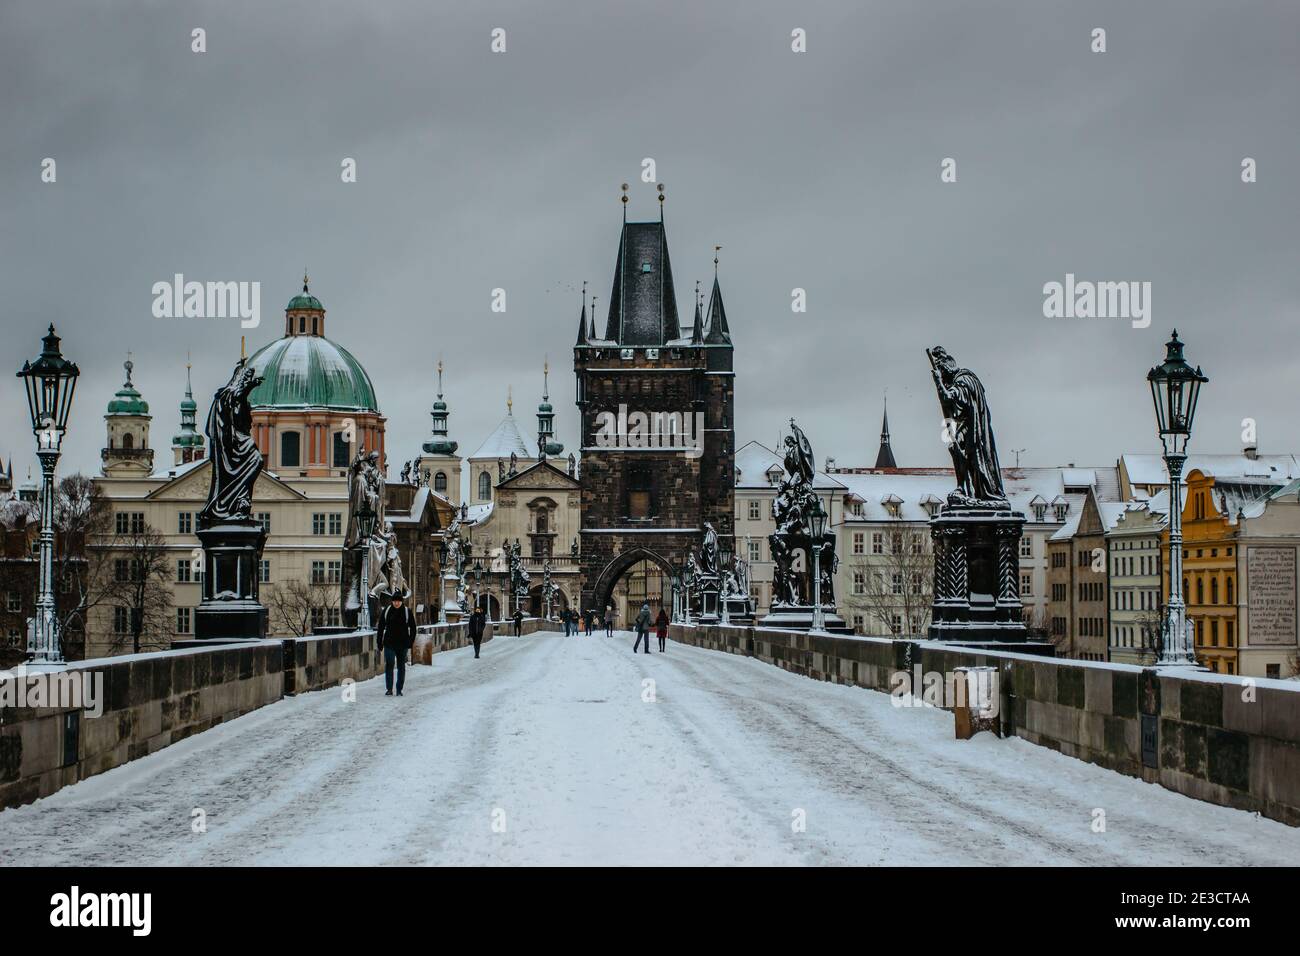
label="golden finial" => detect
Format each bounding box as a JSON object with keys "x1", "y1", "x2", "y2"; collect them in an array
[
  {"x1": 436, "y1": 357, "x2": 444, "y2": 398},
  {"x1": 241, "y1": 335, "x2": 246, "y2": 360}
]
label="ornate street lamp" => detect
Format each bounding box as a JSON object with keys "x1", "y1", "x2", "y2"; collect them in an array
[
  {"x1": 17, "y1": 325, "x2": 79, "y2": 668},
  {"x1": 471, "y1": 559, "x2": 484, "y2": 616},
  {"x1": 356, "y1": 498, "x2": 378, "y2": 629},
  {"x1": 681, "y1": 560, "x2": 694, "y2": 626},
  {"x1": 436, "y1": 538, "x2": 449, "y2": 625},
  {"x1": 670, "y1": 574, "x2": 681, "y2": 624},
  {"x1": 1147, "y1": 329, "x2": 1207, "y2": 667},
  {"x1": 809, "y1": 500, "x2": 829, "y2": 634},
  {"x1": 719, "y1": 542, "x2": 734, "y2": 626}
]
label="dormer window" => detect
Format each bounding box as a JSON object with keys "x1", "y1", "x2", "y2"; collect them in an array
[
  {"x1": 881, "y1": 493, "x2": 903, "y2": 518},
  {"x1": 920, "y1": 494, "x2": 942, "y2": 518}
]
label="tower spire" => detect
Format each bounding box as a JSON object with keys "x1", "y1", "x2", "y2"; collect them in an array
[
  {"x1": 874, "y1": 394, "x2": 897, "y2": 469},
  {"x1": 691, "y1": 280, "x2": 704, "y2": 344},
  {"x1": 576, "y1": 281, "x2": 589, "y2": 346},
  {"x1": 423, "y1": 358, "x2": 458, "y2": 457}
]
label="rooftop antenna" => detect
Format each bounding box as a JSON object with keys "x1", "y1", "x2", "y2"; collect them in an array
[{"x1": 1012, "y1": 448, "x2": 1026, "y2": 467}]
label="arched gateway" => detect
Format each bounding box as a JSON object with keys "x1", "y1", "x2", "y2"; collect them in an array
[{"x1": 574, "y1": 209, "x2": 736, "y2": 617}]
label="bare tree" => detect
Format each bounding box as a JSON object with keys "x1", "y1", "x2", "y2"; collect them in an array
[
  {"x1": 266, "y1": 579, "x2": 340, "y2": 637},
  {"x1": 842, "y1": 527, "x2": 933, "y2": 637},
  {"x1": 100, "y1": 523, "x2": 174, "y2": 655}
]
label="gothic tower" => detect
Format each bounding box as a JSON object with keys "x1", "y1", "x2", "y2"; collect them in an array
[{"x1": 574, "y1": 196, "x2": 736, "y2": 612}]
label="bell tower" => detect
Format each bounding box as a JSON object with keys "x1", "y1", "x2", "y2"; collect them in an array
[{"x1": 102, "y1": 357, "x2": 154, "y2": 477}]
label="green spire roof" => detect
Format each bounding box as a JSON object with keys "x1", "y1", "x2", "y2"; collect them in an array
[
  {"x1": 106, "y1": 358, "x2": 150, "y2": 416},
  {"x1": 173, "y1": 363, "x2": 204, "y2": 448}
]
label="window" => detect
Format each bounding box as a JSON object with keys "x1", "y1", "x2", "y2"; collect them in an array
[
  {"x1": 115, "y1": 512, "x2": 145, "y2": 535},
  {"x1": 747, "y1": 539, "x2": 761, "y2": 563},
  {"x1": 113, "y1": 607, "x2": 130, "y2": 634},
  {"x1": 259, "y1": 560, "x2": 271, "y2": 584},
  {"x1": 328, "y1": 513, "x2": 343, "y2": 536},
  {"x1": 748, "y1": 500, "x2": 761, "y2": 520},
  {"x1": 177, "y1": 511, "x2": 192, "y2": 535},
  {"x1": 891, "y1": 532, "x2": 903, "y2": 555},
  {"x1": 333, "y1": 432, "x2": 351, "y2": 468},
  {"x1": 1226, "y1": 578, "x2": 1233, "y2": 604},
  {"x1": 327, "y1": 560, "x2": 341, "y2": 584},
  {"x1": 853, "y1": 573, "x2": 865, "y2": 596},
  {"x1": 871, "y1": 532, "x2": 883, "y2": 555},
  {"x1": 1020, "y1": 572, "x2": 1033, "y2": 596},
  {"x1": 627, "y1": 464, "x2": 652, "y2": 520},
  {"x1": 311, "y1": 561, "x2": 326, "y2": 585},
  {"x1": 1210, "y1": 577, "x2": 1219, "y2": 604},
  {"x1": 312, "y1": 513, "x2": 327, "y2": 535},
  {"x1": 1020, "y1": 537, "x2": 1033, "y2": 558},
  {"x1": 852, "y1": 532, "x2": 864, "y2": 555},
  {"x1": 479, "y1": 471, "x2": 492, "y2": 501},
  {"x1": 177, "y1": 560, "x2": 192, "y2": 583},
  {"x1": 6, "y1": 592, "x2": 20, "y2": 613},
  {"x1": 257, "y1": 512, "x2": 271, "y2": 533},
  {"x1": 280, "y1": 431, "x2": 301, "y2": 468},
  {"x1": 891, "y1": 573, "x2": 903, "y2": 595},
  {"x1": 176, "y1": 608, "x2": 192, "y2": 634},
  {"x1": 434, "y1": 471, "x2": 447, "y2": 493},
  {"x1": 890, "y1": 614, "x2": 902, "y2": 635}
]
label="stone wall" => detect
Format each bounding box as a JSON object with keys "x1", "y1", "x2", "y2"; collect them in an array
[
  {"x1": 284, "y1": 629, "x2": 382, "y2": 695},
  {"x1": 0, "y1": 640, "x2": 284, "y2": 809},
  {"x1": 670, "y1": 623, "x2": 1300, "y2": 827}
]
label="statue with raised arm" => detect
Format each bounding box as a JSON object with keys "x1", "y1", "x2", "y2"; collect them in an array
[
  {"x1": 199, "y1": 359, "x2": 264, "y2": 528},
  {"x1": 926, "y1": 346, "x2": 1007, "y2": 507}
]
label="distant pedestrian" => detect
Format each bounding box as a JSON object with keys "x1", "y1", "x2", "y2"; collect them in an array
[
  {"x1": 655, "y1": 607, "x2": 669, "y2": 652},
  {"x1": 513, "y1": 608, "x2": 524, "y2": 636},
  {"x1": 563, "y1": 609, "x2": 574, "y2": 636},
  {"x1": 604, "y1": 605, "x2": 615, "y2": 638},
  {"x1": 377, "y1": 591, "x2": 416, "y2": 696},
  {"x1": 632, "y1": 602, "x2": 652, "y2": 654},
  {"x1": 468, "y1": 605, "x2": 486, "y2": 659}
]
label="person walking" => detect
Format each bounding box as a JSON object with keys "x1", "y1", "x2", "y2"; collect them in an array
[
  {"x1": 655, "y1": 607, "x2": 670, "y2": 652},
  {"x1": 564, "y1": 608, "x2": 574, "y2": 636},
  {"x1": 377, "y1": 591, "x2": 416, "y2": 696},
  {"x1": 468, "y1": 604, "x2": 486, "y2": 659},
  {"x1": 604, "y1": 605, "x2": 615, "y2": 638},
  {"x1": 513, "y1": 607, "x2": 524, "y2": 636},
  {"x1": 632, "y1": 602, "x2": 652, "y2": 654}
]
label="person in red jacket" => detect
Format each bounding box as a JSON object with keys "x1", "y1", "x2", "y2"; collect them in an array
[{"x1": 655, "y1": 607, "x2": 670, "y2": 652}]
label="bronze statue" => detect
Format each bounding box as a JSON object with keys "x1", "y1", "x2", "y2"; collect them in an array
[
  {"x1": 198, "y1": 359, "x2": 264, "y2": 528},
  {"x1": 927, "y1": 346, "x2": 1008, "y2": 507}
]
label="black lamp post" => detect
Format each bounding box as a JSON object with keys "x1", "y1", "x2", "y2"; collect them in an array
[
  {"x1": 356, "y1": 499, "x2": 378, "y2": 629},
  {"x1": 17, "y1": 325, "x2": 79, "y2": 667},
  {"x1": 437, "y1": 538, "x2": 449, "y2": 625},
  {"x1": 809, "y1": 499, "x2": 829, "y2": 633},
  {"x1": 1147, "y1": 329, "x2": 1207, "y2": 667},
  {"x1": 471, "y1": 559, "x2": 484, "y2": 617},
  {"x1": 719, "y1": 542, "x2": 734, "y2": 625}
]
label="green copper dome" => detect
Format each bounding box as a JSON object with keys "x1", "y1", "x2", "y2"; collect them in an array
[
  {"x1": 286, "y1": 292, "x2": 324, "y2": 311},
  {"x1": 107, "y1": 360, "x2": 149, "y2": 416},
  {"x1": 246, "y1": 335, "x2": 379, "y2": 412}
]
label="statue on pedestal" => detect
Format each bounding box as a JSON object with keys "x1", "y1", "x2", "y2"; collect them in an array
[
  {"x1": 198, "y1": 359, "x2": 264, "y2": 528},
  {"x1": 927, "y1": 345, "x2": 1008, "y2": 508}
]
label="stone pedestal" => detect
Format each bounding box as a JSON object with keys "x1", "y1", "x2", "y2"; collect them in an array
[
  {"x1": 759, "y1": 604, "x2": 853, "y2": 634},
  {"x1": 723, "y1": 595, "x2": 755, "y2": 626},
  {"x1": 195, "y1": 521, "x2": 268, "y2": 640},
  {"x1": 697, "y1": 575, "x2": 720, "y2": 623},
  {"x1": 928, "y1": 506, "x2": 1028, "y2": 642}
]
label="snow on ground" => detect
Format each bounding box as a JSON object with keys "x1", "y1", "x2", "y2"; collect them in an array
[{"x1": 1, "y1": 630, "x2": 1298, "y2": 866}]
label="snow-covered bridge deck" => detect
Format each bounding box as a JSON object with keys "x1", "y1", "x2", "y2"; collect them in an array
[{"x1": 1, "y1": 631, "x2": 1297, "y2": 866}]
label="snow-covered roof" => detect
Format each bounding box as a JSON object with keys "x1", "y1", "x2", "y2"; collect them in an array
[
  {"x1": 468, "y1": 412, "x2": 532, "y2": 462},
  {"x1": 1097, "y1": 501, "x2": 1131, "y2": 533},
  {"x1": 1110, "y1": 499, "x2": 1168, "y2": 532},
  {"x1": 386, "y1": 486, "x2": 430, "y2": 526},
  {"x1": 735, "y1": 441, "x2": 847, "y2": 491},
  {"x1": 1049, "y1": 511, "x2": 1083, "y2": 541},
  {"x1": 1121, "y1": 453, "x2": 1300, "y2": 488},
  {"x1": 465, "y1": 502, "x2": 493, "y2": 525},
  {"x1": 148, "y1": 458, "x2": 206, "y2": 482}
]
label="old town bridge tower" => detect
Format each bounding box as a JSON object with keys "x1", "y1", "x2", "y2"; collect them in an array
[{"x1": 574, "y1": 201, "x2": 736, "y2": 613}]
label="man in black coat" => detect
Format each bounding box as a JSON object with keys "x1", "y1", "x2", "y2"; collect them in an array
[
  {"x1": 468, "y1": 605, "x2": 486, "y2": 659},
  {"x1": 377, "y1": 591, "x2": 416, "y2": 696},
  {"x1": 512, "y1": 608, "x2": 523, "y2": 636}
]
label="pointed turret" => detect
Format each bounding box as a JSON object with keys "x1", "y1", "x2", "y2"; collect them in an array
[
  {"x1": 575, "y1": 282, "x2": 589, "y2": 346},
  {"x1": 423, "y1": 360, "x2": 459, "y2": 456},
  {"x1": 874, "y1": 398, "x2": 897, "y2": 469},
  {"x1": 537, "y1": 360, "x2": 563, "y2": 458},
  {"x1": 704, "y1": 275, "x2": 731, "y2": 345},
  {"x1": 172, "y1": 360, "x2": 206, "y2": 466},
  {"x1": 690, "y1": 281, "x2": 704, "y2": 345},
  {"x1": 603, "y1": 218, "x2": 680, "y2": 346}
]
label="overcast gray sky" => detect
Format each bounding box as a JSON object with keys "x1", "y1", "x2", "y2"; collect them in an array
[{"x1": 2, "y1": 0, "x2": 1297, "y2": 483}]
